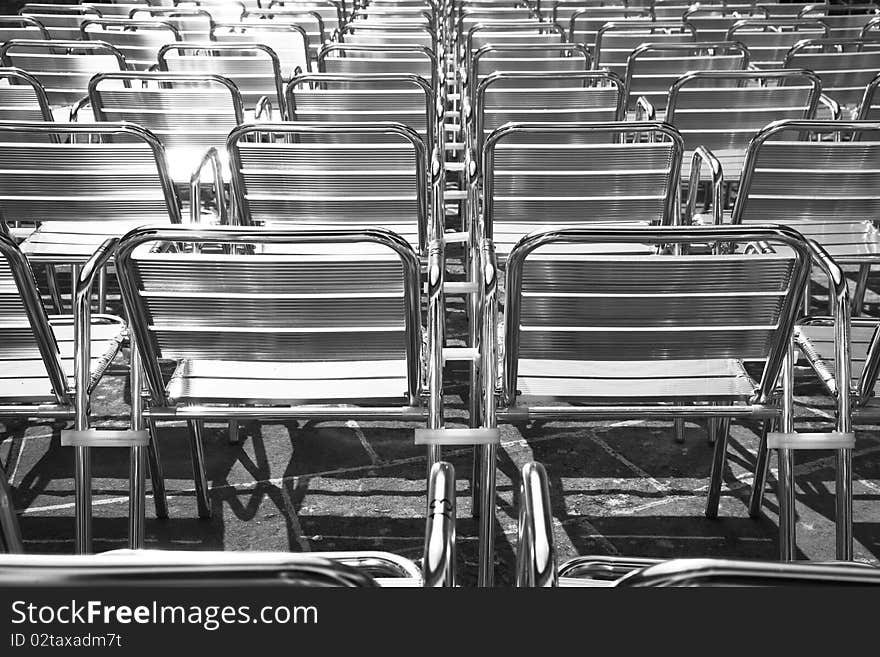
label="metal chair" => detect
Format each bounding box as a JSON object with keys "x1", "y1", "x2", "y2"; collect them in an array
[
  {"x1": 0, "y1": 67, "x2": 53, "y2": 124},
  {"x1": 158, "y1": 42, "x2": 287, "y2": 118},
  {"x1": 489, "y1": 224, "x2": 853, "y2": 563},
  {"x1": 469, "y1": 70, "x2": 624, "y2": 155},
  {"x1": 81, "y1": 18, "x2": 182, "y2": 71},
  {"x1": 19, "y1": 4, "x2": 101, "y2": 41},
  {"x1": 726, "y1": 18, "x2": 828, "y2": 68},
  {"x1": 128, "y1": 6, "x2": 214, "y2": 42},
  {"x1": 623, "y1": 41, "x2": 749, "y2": 117},
  {"x1": 88, "y1": 70, "x2": 243, "y2": 191},
  {"x1": 801, "y1": 3, "x2": 880, "y2": 40},
  {"x1": 0, "y1": 15, "x2": 51, "y2": 42},
  {"x1": 94, "y1": 224, "x2": 463, "y2": 569},
  {"x1": 516, "y1": 463, "x2": 877, "y2": 586},
  {"x1": 566, "y1": 5, "x2": 653, "y2": 53},
  {"x1": 0, "y1": 231, "x2": 129, "y2": 555},
  {"x1": 858, "y1": 70, "x2": 880, "y2": 119},
  {"x1": 211, "y1": 21, "x2": 312, "y2": 81},
  {"x1": 319, "y1": 44, "x2": 439, "y2": 94},
  {"x1": 730, "y1": 120, "x2": 880, "y2": 314},
  {"x1": 266, "y1": 0, "x2": 344, "y2": 34},
  {"x1": 666, "y1": 69, "x2": 822, "y2": 185},
  {"x1": 286, "y1": 72, "x2": 439, "y2": 155},
  {"x1": 0, "y1": 122, "x2": 183, "y2": 294},
  {"x1": 239, "y1": 9, "x2": 327, "y2": 65},
  {"x1": 0, "y1": 39, "x2": 128, "y2": 120},
  {"x1": 227, "y1": 122, "x2": 439, "y2": 256},
  {"x1": 593, "y1": 20, "x2": 697, "y2": 81},
  {"x1": 475, "y1": 121, "x2": 683, "y2": 258},
  {"x1": 683, "y1": 4, "x2": 769, "y2": 42},
  {"x1": 783, "y1": 37, "x2": 880, "y2": 116}
]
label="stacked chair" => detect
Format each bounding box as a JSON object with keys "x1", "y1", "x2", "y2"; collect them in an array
[{"x1": 1, "y1": 0, "x2": 880, "y2": 589}]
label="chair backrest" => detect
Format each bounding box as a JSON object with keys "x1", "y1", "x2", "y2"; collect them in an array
[
  {"x1": 801, "y1": 3, "x2": 880, "y2": 40},
  {"x1": 470, "y1": 42, "x2": 591, "y2": 95},
  {"x1": 240, "y1": 9, "x2": 327, "y2": 63},
  {"x1": 175, "y1": 0, "x2": 247, "y2": 22},
  {"x1": 567, "y1": 6, "x2": 653, "y2": 51},
  {"x1": 784, "y1": 37, "x2": 880, "y2": 109},
  {"x1": 624, "y1": 41, "x2": 749, "y2": 113},
  {"x1": 474, "y1": 71, "x2": 625, "y2": 151},
  {"x1": 211, "y1": 22, "x2": 311, "y2": 79},
  {"x1": 341, "y1": 22, "x2": 437, "y2": 51},
  {"x1": 89, "y1": 71, "x2": 244, "y2": 156},
  {"x1": 481, "y1": 122, "x2": 684, "y2": 253},
  {"x1": 726, "y1": 18, "x2": 828, "y2": 67},
  {"x1": 319, "y1": 44, "x2": 437, "y2": 91},
  {"x1": 594, "y1": 20, "x2": 697, "y2": 80},
  {"x1": 0, "y1": 230, "x2": 70, "y2": 405},
  {"x1": 761, "y1": 1, "x2": 828, "y2": 17},
  {"x1": 0, "y1": 40, "x2": 127, "y2": 107},
  {"x1": 666, "y1": 69, "x2": 822, "y2": 174},
  {"x1": 0, "y1": 121, "x2": 181, "y2": 226},
  {"x1": 732, "y1": 119, "x2": 880, "y2": 227},
  {"x1": 82, "y1": 3, "x2": 156, "y2": 19},
  {"x1": 81, "y1": 19, "x2": 182, "y2": 71},
  {"x1": 467, "y1": 21, "x2": 566, "y2": 61},
  {"x1": 683, "y1": 4, "x2": 770, "y2": 41},
  {"x1": 500, "y1": 225, "x2": 812, "y2": 408},
  {"x1": 20, "y1": 4, "x2": 101, "y2": 40},
  {"x1": 286, "y1": 73, "x2": 435, "y2": 152},
  {"x1": 159, "y1": 42, "x2": 286, "y2": 116},
  {"x1": 858, "y1": 70, "x2": 880, "y2": 118},
  {"x1": 0, "y1": 551, "x2": 388, "y2": 587},
  {"x1": 227, "y1": 122, "x2": 431, "y2": 253},
  {"x1": 0, "y1": 16, "x2": 50, "y2": 42},
  {"x1": 265, "y1": 0, "x2": 343, "y2": 33},
  {"x1": 0, "y1": 67, "x2": 53, "y2": 125},
  {"x1": 128, "y1": 6, "x2": 214, "y2": 42},
  {"x1": 115, "y1": 225, "x2": 423, "y2": 409}
]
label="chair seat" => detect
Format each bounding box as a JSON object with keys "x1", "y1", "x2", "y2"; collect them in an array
[
  {"x1": 515, "y1": 358, "x2": 758, "y2": 401},
  {"x1": 21, "y1": 221, "x2": 169, "y2": 263},
  {"x1": 0, "y1": 315, "x2": 125, "y2": 403},
  {"x1": 165, "y1": 359, "x2": 411, "y2": 405}
]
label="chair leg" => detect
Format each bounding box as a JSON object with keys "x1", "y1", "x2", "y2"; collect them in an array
[
  {"x1": 836, "y1": 448, "x2": 854, "y2": 561},
  {"x1": 0, "y1": 460, "x2": 23, "y2": 553},
  {"x1": 45, "y1": 264, "x2": 65, "y2": 314},
  {"x1": 705, "y1": 417, "x2": 731, "y2": 518},
  {"x1": 228, "y1": 420, "x2": 240, "y2": 445},
  {"x1": 97, "y1": 266, "x2": 107, "y2": 315},
  {"x1": 777, "y1": 447, "x2": 797, "y2": 560},
  {"x1": 748, "y1": 419, "x2": 771, "y2": 518},
  {"x1": 852, "y1": 264, "x2": 871, "y2": 317},
  {"x1": 674, "y1": 417, "x2": 685, "y2": 443},
  {"x1": 147, "y1": 420, "x2": 168, "y2": 520},
  {"x1": 707, "y1": 417, "x2": 717, "y2": 445},
  {"x1": 477, "y1": 442, "x2": 497, "y2": 587},
  {"x1": 187, "y1": 420, "x2": 212, "y2": 520}
]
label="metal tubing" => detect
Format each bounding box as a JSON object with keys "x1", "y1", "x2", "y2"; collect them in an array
[
  {"x1": 749, "y1": 419, "x2": 771, "y2": 518},
  {"x1": 0, "y1": 461, "x2": 23, "y2": 553},
  {"x1": 705, "y1": 417, "x2": 730, "y2": 518},
  {"x1": 515, "y1": 462, "x2": 558, "y2": 587},
  {"x1": 187, "y1": 420, "x2": 212, "y2": 520},
  {"x1": 423, "y1": 461, "x2": 456, "y2": 587},
  {"x1": 146, "y1": 420, "x2": 168, "y2": 520},
  {"x1": 129, "y1": 338, "x2": 146, "y2": 549},
  {"x1": 778, "y1": 343, "x2": 797, "y2": 560},
  {"x1": 71, "y1": 262, "x2": 92, "y2": 554}
]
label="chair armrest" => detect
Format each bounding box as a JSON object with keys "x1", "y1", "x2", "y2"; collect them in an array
[
  {"x1": 423, "y1": 461, "x2": 456, "y2": 587},
  {"x1": 69, "y1": 95, "x2": 91, "y2": 123},
  {"x1": 819, "y1": 93, "x2": 841, "y2": 121},
  {"x1": 254, "y1": 95, "x2": 274, "y2": 121},
  {"x1": 189, "y1": 146, "x2": 229, "y2": 225},
  {"x1": 685, "y1": 145, "x2": 724, "y2": 228},
  {"x1": 635, "y1": 95, "x2": 655, "y2": 122},
  {"x1": 73, "y1": 237, "x2": 120, "y2": 429}
]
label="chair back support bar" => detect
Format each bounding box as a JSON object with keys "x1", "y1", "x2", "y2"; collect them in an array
[
  {"x1": 784, "y1": 37, "x2": 880, "y2": 109},
  {"x1": 726, "y1": 18, "x2": 828, "y2": 67}
]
